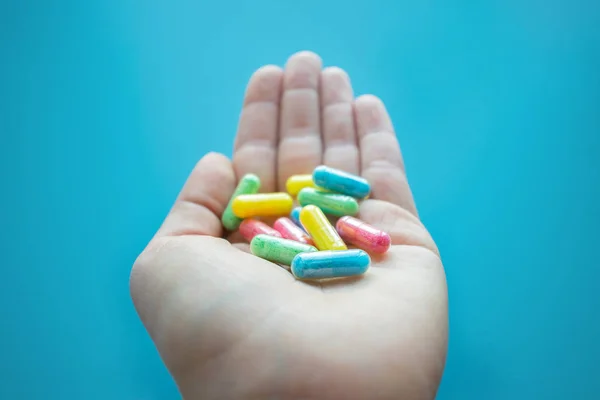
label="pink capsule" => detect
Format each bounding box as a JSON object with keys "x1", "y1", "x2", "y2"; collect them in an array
[
  {"x1": 239, "y1": 219, "x2": 282, "y2": 242},
  {"x1": 335, "y1": 216, "x2": 391, "y2": 254},
  {"x1": 273, "y1": 217, "x2": 314, "y2": 246}
]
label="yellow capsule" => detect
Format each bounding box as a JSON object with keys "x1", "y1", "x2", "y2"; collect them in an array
[
  {"x1": 286, "y1": 174, "x2": 315, "y2": 196},
  {"x1": 299, "y1": 205, "x2": 347, "y2": 251},
  {"x1": 232, "y1": 193, "x2": 294, "y2": 218}
]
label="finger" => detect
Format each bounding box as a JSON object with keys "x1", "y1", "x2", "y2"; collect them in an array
[
  {"x1": 233, "y1": 65, "x2": 283, "y2": 192},
  {"x1": 156, "y1": 152, "x2": 235, "y2": 238},
  {"x1": 320, "y1": 67, "x2": 360, "y2": 174},
  {"x1": 358, "y1": 200, "x2": 438, "y2": 256},
  {"x1": 354, "y1": 95, "x2": 417, "y2": 215},
  {"x1": 277, "y1": 51, "x2": 323, "y2": 189}
]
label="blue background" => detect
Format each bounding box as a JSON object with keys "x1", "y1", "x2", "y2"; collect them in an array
[{"x1": 1, "y1": 0, "x2": 598, "y2": 398}]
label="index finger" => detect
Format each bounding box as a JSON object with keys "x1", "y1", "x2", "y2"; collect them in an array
[{"x1": 233, "y1": 65, "x2": 283, "y2": 193}]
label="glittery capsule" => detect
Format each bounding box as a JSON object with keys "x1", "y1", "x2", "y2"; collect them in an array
[
  {"x1": 291, "y1": 249, "x2": 371, "y2": 279},
  {"x1": 239, "y1": 219, "x2": 282, "y2": 242},
  {"x1": 273, "y1": 217, "x2": 314, "y2": 245},
  {"x1": 297, "y1": 187, "x2": 359, "y2": 217},
  {"x1": 336, "y1": 216, "x2": 391, "y2": 254},
  {"x1": 286, "y1": 174, "x2": 315, "y2": 196},
  {"x1": 313, "y1": 165, "x2": 370, "y2": 199},
  {"x1": 221, "y1": 174, "x2": 261, "y2": 231},
  {"x1": 299, "y1": 205, "x2": 347, "y2": 251},
  {"x1": 232, "y1": 193, "x2": 293, "y2": 218},
  {"x1": 250, "y1": 234, "x2": 318, "y2": 265}
]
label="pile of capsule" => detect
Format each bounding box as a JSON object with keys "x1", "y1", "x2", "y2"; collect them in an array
[{"x1": 221, "y1": 166, "x2": 391, "y2": 280}]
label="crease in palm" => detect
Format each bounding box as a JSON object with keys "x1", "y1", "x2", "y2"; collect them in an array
[{"x1": 131, "y1": 51, "x2": 448, "y2": 399}]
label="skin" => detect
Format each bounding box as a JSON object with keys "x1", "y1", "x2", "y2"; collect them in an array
[{"x1": 130, "y1": 51, "x2": 448, "y2": 400}]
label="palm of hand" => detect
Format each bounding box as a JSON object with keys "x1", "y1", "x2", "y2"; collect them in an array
[{"x1": 131, "y1": 52, "x2": 448, "y2": 400}]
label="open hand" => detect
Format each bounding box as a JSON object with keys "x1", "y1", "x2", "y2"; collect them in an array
[{"x1": 131, "y1": 51, "x2": 448, "y2": 400}]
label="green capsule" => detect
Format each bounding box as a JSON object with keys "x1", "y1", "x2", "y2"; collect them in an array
[
  {"x1": 297, "y1": 187, "x2": 359, "y2": 217},
  {"x1": 221, "y1": 174, "x2": 261, "y2": 231},
  {"x1": 250, "y1": 234, "x2": 318, "y2": 265}
]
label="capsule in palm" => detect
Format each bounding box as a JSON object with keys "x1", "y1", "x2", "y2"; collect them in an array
[
  {"x1": 298, "y1": 187, "x2": 359, "y2": 217},
  {"x1": 273, "y1": 217, "x2": 314, "y2": 245},
  {"x1": 313, "y1": 165, "x2": 370, "y2": 199},
  {"x1": 221, "y1": 174, "x2": 261, "y2": 231},
  {"x1": 299, "y1": 205, "x2": 347, "y2": 251},
  {"x1": 250, "y1": 234, "x2": 318, "y2": 265},
  {"x1": 336, "y1": 216, "x2": 391, "y2": 254},
  {"x1": 291, "y1": 249, "x2": 371, "y2": 279},
  {"x1": 232, "y1": 193, "x2": 293, "y2": 218},
  {"x1": 239, "y1": 219, "x2": 282, "y2": 242},
  {"x1": 286, "y1": 174, "x2": 315, "y2": 196}
]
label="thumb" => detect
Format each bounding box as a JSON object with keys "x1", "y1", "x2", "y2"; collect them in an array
[{"x1": 157, "y1": 152, "x2": 236, "y2": 238}]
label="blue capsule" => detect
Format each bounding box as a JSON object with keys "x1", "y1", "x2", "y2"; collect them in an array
[
  {"x1": 313, "y1": 165, "x2": 370, "y2": 199},
  {"x1": 291, "y1": 249, "x2": 371, "y2": 279},
  {"x1": 290, "y1": 207, "x2": 304, "y2": 229}
]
